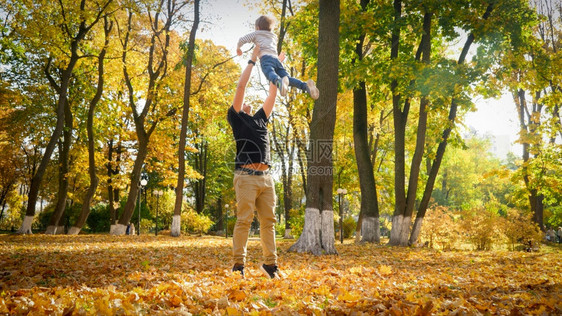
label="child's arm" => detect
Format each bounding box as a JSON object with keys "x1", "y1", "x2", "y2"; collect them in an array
[{"x1": 237, "y1": 31, "x2": 257, "y2": 56}]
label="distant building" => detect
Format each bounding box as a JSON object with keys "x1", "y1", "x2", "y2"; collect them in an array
[
  {"x1": 463, "y1": 126, "x2": 518, "y2": 161},
  {"x1": 489, "y1": 134, "x2": 512, "y2": 160}
]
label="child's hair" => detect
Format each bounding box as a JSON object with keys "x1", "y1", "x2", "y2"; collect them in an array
[{"x1": 255, "y1": 16, "x2": 274, "y2": 31}]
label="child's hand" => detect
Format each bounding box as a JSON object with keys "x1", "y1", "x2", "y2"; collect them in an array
[
  {"x1": 237, "y1": 48, "x2": 242, "y2": 56},
  {"x1": 279, "y1": 51, "x2": 286, "y2": 62}
]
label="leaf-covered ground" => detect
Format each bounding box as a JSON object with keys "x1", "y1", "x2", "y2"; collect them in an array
[{"x1": 0, "y1": 235, "x2": 560, "y2": 315}]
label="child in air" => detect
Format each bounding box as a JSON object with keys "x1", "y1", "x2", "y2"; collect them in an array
[{"x1": 237, "y1": 15, "x2": 319, "y2": 100}]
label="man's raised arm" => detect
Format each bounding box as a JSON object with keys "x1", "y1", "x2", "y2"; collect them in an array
[
  {"x1": 231, "y1": 46, "x2": 260, "y2": 113},
  {"x1": 262, "y1": 82, "x2": 278, "y2": 119}
]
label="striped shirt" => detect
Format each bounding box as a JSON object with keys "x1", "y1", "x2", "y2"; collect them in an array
[{"x1": 237, "y1": 30, "x2": 278, "y2": 58}]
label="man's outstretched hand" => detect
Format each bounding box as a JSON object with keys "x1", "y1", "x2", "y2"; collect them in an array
[{"x1": 251, "y1": 45, "x2": 260, "y2": 61}]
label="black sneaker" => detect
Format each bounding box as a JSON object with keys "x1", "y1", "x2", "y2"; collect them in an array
[
  {"x1": 259, "y1": 264, "x2": 280, "y2": 279},
  {"x1": 232, "y1": 264, "x2": 244, "y2": 277}
]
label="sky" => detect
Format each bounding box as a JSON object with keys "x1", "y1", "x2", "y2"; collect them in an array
[
  {"x1": 197, "y1": 0, "x2": 522, "y2": 159},
  {"x1": 197, "y1": 1, "x2": 260, "y2": 57},
  {"x1": 465, "y1": 93, "x2": 522, "y2": 158}
]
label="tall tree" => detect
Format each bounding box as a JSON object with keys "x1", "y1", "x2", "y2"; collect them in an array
[
  {"x1": 113, "y1": 0, "x2": 186, "y2": 235},
  {"x1": 289, "y1": 0, "x2": 340, "y2": 255},
  {"x1": 171, "y1": 0, "x2": 200, "y2": 237},
  {"x1": 406, "y1": 4, "x2": 493, "y2": 246},
  {"x1": 69, "y1": 16, "x2": 113, "y2": 234},
  {"x1": 388, "y1": 1, "x2": 498, "y2": 246},
  {"x1": 12, "y1": 0, "x2": 113, "y2": 234},
  {"x1": 350, "y1": 0, "x2": 381, "y2": 243},
  {"x1": 44, "y1": 61, "x2": 75, "y2": 234},
  {"x1": 501, "y1": 0, "x2": 562, "y2": 231}
]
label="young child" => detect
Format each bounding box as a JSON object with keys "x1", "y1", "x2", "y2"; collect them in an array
[{"x1": 237, "y1": 15, "x2": 319, "y2": 100}]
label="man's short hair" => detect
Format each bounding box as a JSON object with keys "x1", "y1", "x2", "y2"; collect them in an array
[{"x1": 255, "y1": 16, "x2": 274, "y2": 31}]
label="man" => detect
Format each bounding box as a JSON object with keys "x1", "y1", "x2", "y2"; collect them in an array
[{"x1": 227, "y1": 46, "x2": 280, "y2": 279}]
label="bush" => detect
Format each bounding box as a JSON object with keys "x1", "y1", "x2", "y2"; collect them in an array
[
  {"x1": 460, "y1": 207, "x2": 501, "y2": 250},
  {"x1": 500, "y1": 209, "x2": 543, "y2": 251},
  {"x1": 342, "y1": 216, "x2": 356, "y2": 239},
  {"x1": 275, "y1": 222, "x2": 286, "y2": 238},
  {"x1": 37, "y1": 203, "x2": 82, "y2": 233},
  {"x1": 288, "y1": 208, "x2": 304, "y2": 239},
  {"x1": 87, "y1": 203, "x2": 111, "y2": 233},
  {"x1": 420, "y1": 206, "x2": 460, "y2": 250},
  {"x1": 181, "y1": 209, "x2": 214, "y2": 235},
  {"x1": 140, "y1": 218, "x2": 154, "y2": 234}
]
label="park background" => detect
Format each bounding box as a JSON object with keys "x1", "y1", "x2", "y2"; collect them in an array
[
  {"x1": 0, "y1": 0, "x2": 561, "y2": 313},
  {"x1": 1, "y1": 0, "x2": 560, "y2": 243}
]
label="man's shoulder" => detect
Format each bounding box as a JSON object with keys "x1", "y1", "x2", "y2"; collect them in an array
[{"x1": 254, "y1": 108, "x2": 269, "y2": 122}]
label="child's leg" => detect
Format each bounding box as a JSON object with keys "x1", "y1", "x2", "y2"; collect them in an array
[
  {"x1": 260, "y1": 55, "x2": 282, "y2": 84},
  {"x1": 287, "y1": 77, "x2": 308, "y2": 91},
  {"x1": 275, "y1": 67, "x2": 308, "y2": 92}
]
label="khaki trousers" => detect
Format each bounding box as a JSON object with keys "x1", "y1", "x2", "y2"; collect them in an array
[{"x1": 232, "y1": 172, "x2": 277, "y2": 266}]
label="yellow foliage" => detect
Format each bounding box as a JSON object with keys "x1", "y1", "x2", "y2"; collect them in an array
[
  {"x1": 181, "y1": 208, "x2": 214, "y2": 235},
  {"x1": 420, "y1": 206, "x2": 460, "y2": 250},
  {"x1": 500, "y1": 209, "x2": 543, "y2": 251}
]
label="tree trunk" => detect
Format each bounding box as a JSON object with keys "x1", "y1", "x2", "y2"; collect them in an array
[
  {"x1": 352, "y1": 0, "x2": 380, "y2": 242},
  {"x1": 284, "y1": 140, "x2": 294, "y2": 239},
  {"x1": 18, "y1": 61, "x2": 76, "y2": 234},
  {"x1": 46, "y1": 91, "x2": 73, "y2": 234},
  {"x1": 353, "y1": 7, "x2": 380, "y2": 243},
  {"x1": 388, "y1": 0, "x2": 408, "y2": 246},
  {"x1": 116, "y1": 140, "x2": 149, "y2": 233},
  {"x1": 289, "y1": 0, "x2": 340, "y2": 255},
  {"x1": 515, "y1": 89, "x2": 546, "y2": 231},
  {"x1": 409, "y1": 3, "x2": 495, "y2": 246},
  {"x1": 115, "y1": 3, "x2": 176, "y2": 234},
  {"x1": 172, "y1": 0, "x2": 200, "y2": 237},
  {"x1": 108, "y1": 139, "x2": 116, "y2": 224},
  {"x1": 272, "y1": 114, "x2": 295, "y2": 238},
  {"x1": 194, "y1": 140, "x2": 207, "y2": 214},
  {"x1": 70, "y1": 17, "x2": 111, "y2": 234},
  {"x1": 355, "y1": 209, "x2": 363, "y2": 243},
  {"x1": 406, "y1": 11, "x2": 432, "y2": 246},
  {"x1": 108, "y1": 140, "x2": 122, "y2": 232},
  {"x1": 353, "y1": 79, "x2": 380, "y2": 243},
  {"x1": 216, "y1": 195, "x2": 224, "y2": 231}
]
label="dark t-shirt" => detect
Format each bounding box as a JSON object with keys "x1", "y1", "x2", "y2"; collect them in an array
[{"x1": 227, "y1": 106, "x2": 271, "y2": 169}]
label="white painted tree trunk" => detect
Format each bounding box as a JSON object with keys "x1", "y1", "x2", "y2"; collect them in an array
[
  {"x1": 111, "y1": 223, "x2": 127, "y2": 235},
  {"x1": 355, "y1": 231, "x2": 362, "y2": 243},
  {"x1": 321, "y1": 210, "x2": 337, "y2": 254},
  {"x1": 67, "y1": 227, "x2": 81, "y2": 235},
  {"x1": 288, "y1": 208, "x2": 322, "y2": 255},
  {"x1": 45, "y1": 225, "x2": 65, "y2": 234},
  {"x1": 409, "y1": 216, "x2": 424, "y2": 246},
  {"x1": 45, "y1": 225, "x2": 57, "y2": 235},
  {"x1": 17, "y1": 216, "x2": 34, "y2": 234},
  {"x1": 283, "y1": 228, "x2": 293, "y2": 239},
  {"x1": 361, "y1": 216, "x2": 380, "y2": 243},
  {"x1": 389, "y1": 215, "x2": 402, "y2": 245},
  {"x1": 171, "y1": 215, "x2": 181, "y2": 237},
  {"x1": 399, "y1": 216, "x2": 411, "y2": 244},
  {"x1": 389, "y1": 215, "x2": 410, "y2": 246}
]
